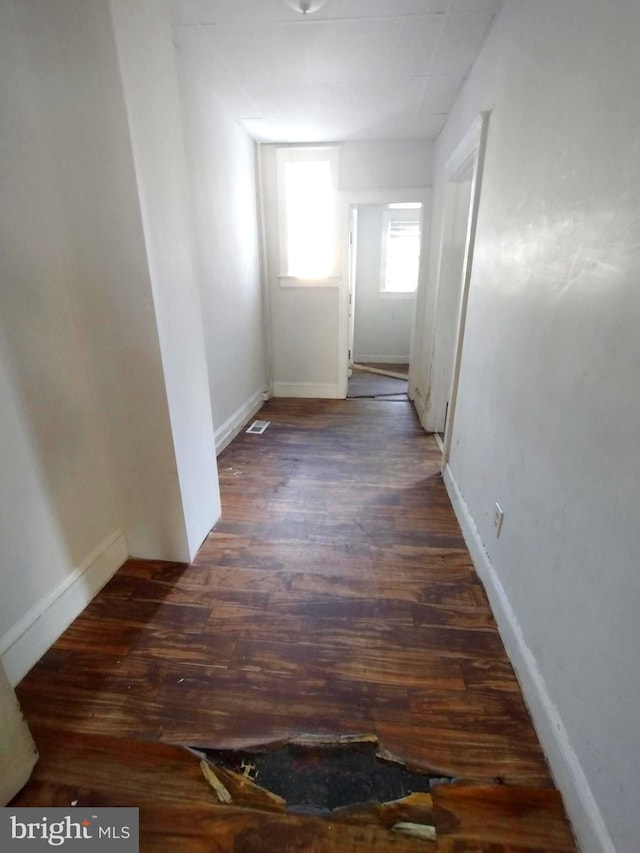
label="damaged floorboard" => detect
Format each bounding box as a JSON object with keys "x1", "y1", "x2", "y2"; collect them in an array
[
  {"x1": 12, "y1": 726, "x2": 574, "y2": 851},
  {"x1": 14, "y1": 399, "x2": 576, "y2": 849}
]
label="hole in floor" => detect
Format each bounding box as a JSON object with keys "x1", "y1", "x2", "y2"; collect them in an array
[{"x1": 200, "y1": 736, "x2": 454, "y2": 815}]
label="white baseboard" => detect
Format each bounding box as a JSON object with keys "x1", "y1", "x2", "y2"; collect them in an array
[
  {"x1": 273, "y1": 382, "x2": 341, "y2": 399},
  {"x1": 354, "y1": 355, "x2": 410, "y2": 364},
  {"x1": 443, "y1": 465, "x2": 614, "y2": 853},
  {"x1": 214, "y1": 386, "x2": 268, "y2": 455},
  {"x1": 0, "y1": 530, "x2": 128, "y2": 686}
]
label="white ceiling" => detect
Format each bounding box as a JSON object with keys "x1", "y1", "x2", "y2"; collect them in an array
[{"x1": 170, "y1": 0, "x2": 504, "y2": 143}]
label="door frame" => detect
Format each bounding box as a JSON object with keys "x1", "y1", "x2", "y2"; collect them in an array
[
  {"x1": 347, "y1": 206, "x2": 359, "y2": 374},
  {"x1": 439, "y1": 112, "x2": 490, "y2": 468},
  {"x1": 337, "y1": 188, "x2": 431, "y2": 399}
]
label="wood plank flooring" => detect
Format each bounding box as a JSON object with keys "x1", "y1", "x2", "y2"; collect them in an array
[{"x1": 13, "y1": 398, "x2": 575, "y2": 850}]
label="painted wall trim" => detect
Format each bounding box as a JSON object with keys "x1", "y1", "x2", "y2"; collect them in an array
[
  {"x1": 440, "y1": 112, "x2": 490, "y2": 458},
  {"x1": 0, "y1": 530, "x2": 128, "y2": 686},
  {"x1": 214, "y1": 386, "x2": 268, "y2": 455},
  {"x1": 273, "y1": 382, "x2": 341, "y2": 399},
  {"x1": 442, "y1": 464, "x2": 615, "y2": 853},
  {"x1": 256, "y1": 144, "x2": 274, "y2": 396}
]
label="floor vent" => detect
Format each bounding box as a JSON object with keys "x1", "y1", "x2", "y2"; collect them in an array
[{"x1": 246, "y1": 420, "x2": 270, "y2": 435}]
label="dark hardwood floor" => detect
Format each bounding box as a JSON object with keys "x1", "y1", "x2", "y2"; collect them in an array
[{"x1": 13, "y1": 398, "x2": 575, "y2": 850}]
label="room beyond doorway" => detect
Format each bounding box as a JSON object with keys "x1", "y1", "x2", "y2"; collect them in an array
[
  {"x1": 347, "y1": 362, "x2": 409, "y2": 399},
  {"x1": 349, "y1": 204, "x2": 420, "y2": 376},
  {"x1": 340, "y1": 189, "x2": 430, "y2": 400}
]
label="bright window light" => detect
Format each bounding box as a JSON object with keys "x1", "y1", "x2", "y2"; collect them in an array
[
  {"x1": 277, "y1": 147, "x2": 339, "y2": 283},
  {"x1": 284, "y1": 159, "x2": 335, "y2": 278},
  {"x1": 381, "y1": 213, "x2": 421, "y2": 294}
]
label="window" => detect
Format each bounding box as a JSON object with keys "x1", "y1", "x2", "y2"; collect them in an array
[
  {"x1": 277, "y1": 147, "x2": 339, "y2": 282},
  {"x1": 380, "y1": 206, "x2": 422, "y2": 294}
]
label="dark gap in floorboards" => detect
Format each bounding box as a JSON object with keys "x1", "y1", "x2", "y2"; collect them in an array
[{"x1": 200, "y1": 738, "x2": 455, "y2": 815}]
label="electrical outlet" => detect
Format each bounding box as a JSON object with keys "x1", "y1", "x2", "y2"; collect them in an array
[{"x1": 494, "y1": 503, "x2": 504, "y2": 538}]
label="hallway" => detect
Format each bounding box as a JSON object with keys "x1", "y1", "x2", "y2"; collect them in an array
[{"x1": 13, "y1": 399, "x2": 575, "y2": 849}]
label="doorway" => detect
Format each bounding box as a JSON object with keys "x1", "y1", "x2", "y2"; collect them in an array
[
  {"x1": 338, "y1": 189, "x2": 430, "y2": 399},
  {"x1": 344, "y1": 199, "x2": 424, "y2": 400}
]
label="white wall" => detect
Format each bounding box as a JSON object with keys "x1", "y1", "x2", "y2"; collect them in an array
[
  {"x1": 340, "y1": 141, "x2": 434, "y2": 192},
  {"x1": 0, "y1": 0, "x2": 130, "y2": 682},
  {"x1": 0, "y1": 0, "x2": 220, "y2": 683},
  {"x1": 261, "y1": 140, "x2": 433, "y2": 397},
  {"x1": 173, "y1": 29, "x2": 268, "y2": 450},
  {"x1": 109, "y1": 0, "x2": 220, "y2": 559},
  {"x1": 353, "y1": 205, "x2": 416, "y2": 364},
  {"x1": 421, "y1": 2, "x2": 640, "y2": 850}
]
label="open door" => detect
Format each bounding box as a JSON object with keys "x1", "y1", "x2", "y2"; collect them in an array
[{"x1": 338, "y1": 189, "x2": 430, "y2": 398}]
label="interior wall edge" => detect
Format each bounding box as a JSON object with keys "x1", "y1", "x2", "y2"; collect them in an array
[
  {"x1": 256, "y1": 143, "x2": 274, "y2": 395},
  {"x1": 1, "y1": 530, "x2": 128, "y2": 687},
  {"x1": 443, "y1": 464, "x2": 615, "y2": 853}
]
